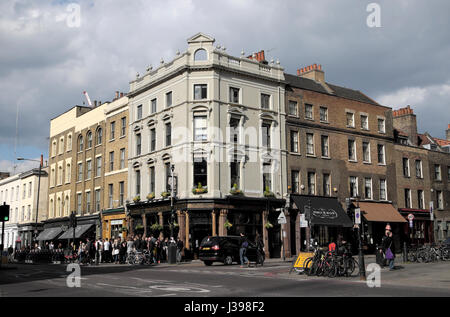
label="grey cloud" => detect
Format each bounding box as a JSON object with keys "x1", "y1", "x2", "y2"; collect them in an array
[{"x1": 0, "y1": 0, "x2": 449, "y2": 157}]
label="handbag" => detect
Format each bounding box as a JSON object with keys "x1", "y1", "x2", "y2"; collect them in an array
[{"x1": 385, "y1": 247, "x2": 394, "y2": 260}]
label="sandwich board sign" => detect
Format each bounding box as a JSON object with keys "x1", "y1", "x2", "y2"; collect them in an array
[{"x1": 278, "y1": 211, "x2": 287, "y2": 224}]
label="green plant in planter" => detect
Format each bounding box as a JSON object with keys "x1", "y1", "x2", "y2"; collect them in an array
[
  {"x1": 146, "y1": 192, "x2": 155, "y2": 200},
  {"x1": 133, "y1": 195, "x2": 141, "y2": 203},
  {"x1": 170, "y1": 222, "x2": 179, "y2": 229},
  {"x1": 224, "y1": 220, "x2": 233, "y2": 229},
  {"x1": 263, "y1": 186, "x2": 275, "y2": 198},
  {"x1": 161, "y1": 191, "x2": 171, "y2": 198},
  {"x1": 229, "y1": 184, "x2": 243, "y2": 196},
  {"x1": 265, "y1": 221, "x2": 273, "y2": 229},
  {"x1": 192, "y1": 182, "x2": 208, "y2": 194},
  {"x1": 135, "y1": 224, "x2": 144, "y2": 230}
]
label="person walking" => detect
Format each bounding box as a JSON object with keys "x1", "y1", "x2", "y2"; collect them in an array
[
  {"x1": 119, "y1": 240, "x2": 127, "y2": 264},
  {"x1": 382, "y1": 228, "x2": 395, "y2": 270},
  {"x1": 239, "y1": 233, "x2": 249, "y2": 268},
  {"x1": 96, "y1": 239, "x2": 103, "y2": 264}
]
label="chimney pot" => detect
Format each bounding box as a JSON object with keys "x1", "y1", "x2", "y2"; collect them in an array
[
  {"x1": 120, "y1": 92, "x2": 124, "y2": 98},
  {"x1": 297, "y1": 69, "x2": 301, "y2": 76},
  {"x1": 313, "y1": 63, "x2": 317, "y2": 69}
]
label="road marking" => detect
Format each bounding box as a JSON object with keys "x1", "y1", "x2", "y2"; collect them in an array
[{"x1": 149, "y1": 285, "x2": 210, "y2": 293}]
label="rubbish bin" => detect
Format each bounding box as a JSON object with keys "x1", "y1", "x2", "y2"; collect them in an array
[{"x1": 168, "y1": 244, "x2": 177, "y2": 264}]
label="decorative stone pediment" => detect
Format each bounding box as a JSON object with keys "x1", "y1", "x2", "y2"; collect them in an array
[
  {"x1": 187, "y1": 32, "x2": 215, "y2": 44},
  {"x1": 147, "y1": 119, "x2": 157, "y2": 127}
]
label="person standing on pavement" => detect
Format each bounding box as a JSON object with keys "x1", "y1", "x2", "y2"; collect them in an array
[
  {"x1": 96, "y1": 239, "x2": 103, "y2": 264},
  {"x1": 239, "y1": 233, "x2": 249, "y2": 268},
  {"x1": 176, "y1": 236, "x2": 184, "y2": 264},
  {"x1": 103, "y1": 238, "x2": 111, "y2": 263},
  {"x1": 255, "y1": 233, "x2": 264, "y2": 266},
  {"x1": 382, "y1": 228, "x2": 395, "y2": 270}
]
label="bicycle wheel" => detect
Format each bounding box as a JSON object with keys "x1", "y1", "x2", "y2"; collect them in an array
[
  {"x1": 302, "y1": 257, "x2": 313, "y2": 274},
  {"x1": 307, "y1": 260, "x2": 318, "y2": 276},
  {"x1": 127, "y1": 254, "x2": 136, "y2": 265},
  {"x1": 347, "y1": 258, "x2": 358, "y2": 277},
  {"x1": 407, "y1": 251, "x2": 417, "y2": 262}
]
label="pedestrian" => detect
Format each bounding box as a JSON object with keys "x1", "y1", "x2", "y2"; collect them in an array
[
  {"x1": 96, "y1": 239, "x2": 103, "y2": 264},
  {"x1": 162, "y1": 238, "x2": 169, "y2": 262},
  {"x1": 86, "y1": 238, "x2": 95, "y2": 265},
  {"x1": 255, "y1": 233, "x2": 264, "y2": 266},
  {"x1": 104, "y1": 238, "x2": 111, "y2": 263},
  {"x1": 328, "y1": 238, "x2": 336, "y2": 252},
  {"x1": 176, "y1": 237, "x2": 184, "y2": 264},
  {"x1": 239, "y1": 233, "x2": 249, "y2": 268},
  {"x1": 119, "y1": 241, "x2": 127, "y2": 264},
  {"x1": 382, "y1": 228, "x2": 395, "y2": 270},
  {"x1": 112, "y1": 239, "x2": 120, "y2": 264}
]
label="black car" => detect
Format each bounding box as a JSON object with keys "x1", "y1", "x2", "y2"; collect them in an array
[{"x1": 199, "y1": 236, "x2": 263, "y2": 266}]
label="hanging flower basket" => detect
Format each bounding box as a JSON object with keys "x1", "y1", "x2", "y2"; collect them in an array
[
  {"x1": 146, "y1": 193, "x2": 155, "y2": 200},
  {"x1": 150, "y1": 223, "x2": 163, "y2": 232},
  {"x1": 224, "y1": 220, "x2": 233, "y2": 229},
  {"x1": 192, "y1": 183, "x2": 208, "y2": 195},
  {"x1": 133, "y1": 196, "x2": 141, "y2": 203},
  {"x1": 135, "y1": 224, "x2": 144, "y2": 230},
  {"x1": 265, "y1": 221, "x2": 273, "y2": 229}
]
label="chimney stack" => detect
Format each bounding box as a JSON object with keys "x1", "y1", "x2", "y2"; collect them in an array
[
  {"x1": 115, "y1": 91, "x2": 119, "y2": 100},
  {"x1": 393, "y1": 105, "x2": 418, "y2": 146},
  {"x1": 120, "y1": 92, "x2": 124, "y2": 98},
  {"x1": 446, "y1": 124, "x2": 450, "y2": 141},
  {"x1": 297, "y1": 63, "x2": 325, "y2": 83}
]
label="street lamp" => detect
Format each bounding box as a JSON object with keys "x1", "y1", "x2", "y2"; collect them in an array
[
  {"x1": 168, "y1": 164, "x2": 176, "y2": 264},
  {"x1": 353, "y1": 195, "x2": 366, "y2": 281},
  {"x1": 17, "y1": 155, "x2": 43, "y2": 248}
]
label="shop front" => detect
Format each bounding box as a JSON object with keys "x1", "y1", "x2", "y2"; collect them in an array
[
  {"x1": 17, "y1": 223, "x2": 42, "y2": 248},
  {"x1": 398, "y1": 208, "x2": 434, "y2": 246},
  {"x1": 126, "y1": 196, "x2": 285, "y2": 259},
  {"x1": 289, "y1": 195, "x2": 354, "y2": 253},
  {"x1": 358, "y1": 202, "x2": 407, "y2": 253},
  {"x1": 102, "y1": 208, "x2": 128, "y2": 241}
]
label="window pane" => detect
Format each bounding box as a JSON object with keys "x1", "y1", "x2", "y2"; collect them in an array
[{"x1": 194, "y1": 116, "x2": 207, "y2": 141}]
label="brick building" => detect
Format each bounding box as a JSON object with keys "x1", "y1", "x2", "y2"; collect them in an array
[
  {"x1": 42, "y1": 93, "x2": 128, "y2": 245},
  {"x1": 285, "y1": 64, "x2": 406, "y2": 255}
]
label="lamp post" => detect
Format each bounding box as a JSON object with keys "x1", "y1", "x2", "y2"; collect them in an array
[
  {"x1": 168, "y1": 164, "x2": 176, "y2": 264},
  {"x1": 17, "y1": 155, "x2": 43, "y2": 248},
  {"x1": 354, "y1": 195, "x2": 366, "y2": 281}
]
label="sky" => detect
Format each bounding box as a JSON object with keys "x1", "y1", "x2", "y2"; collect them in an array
[{"x1": 0, "y1": 0, "x2": 449, "y2": 175}]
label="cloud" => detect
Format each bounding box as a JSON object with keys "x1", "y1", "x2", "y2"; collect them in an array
[
  {"x1": 377, "y1": 83, "x2": 450, "y2": 138},
  {"x1": 0, "y1": 0, "x2": 450, "y2": 163}
]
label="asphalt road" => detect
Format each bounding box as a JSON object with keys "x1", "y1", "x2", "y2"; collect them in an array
[{"x1": 1, "y1": 259, "x2": 450, "y2": 297}]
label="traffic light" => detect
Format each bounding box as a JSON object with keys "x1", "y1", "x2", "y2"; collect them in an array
[
  {"x1": 0, "y1": 204, "x2": 10, "y2": 222},
  {"x1": 69, "y1": 211, "x2": 77, "y2": 228}
]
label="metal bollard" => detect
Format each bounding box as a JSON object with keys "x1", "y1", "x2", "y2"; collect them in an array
[{"x1": 403, "y1": 242, "x2": 407, "y2": 263}]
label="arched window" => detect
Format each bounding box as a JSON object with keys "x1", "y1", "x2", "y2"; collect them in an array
[
  {"x1": 52, "y1": 140, "x2": 57, "y2": 157},
  {"x1": 87, "y1": 131, "x2": 92, "y2": 148},
  {"x1": 67, "y1": 134, "x2": 72, "y2": 151},
  {"x1": 50, "y1": 199, "x2": 54, "y2": 218},
  {"x1": 96, "y1": 127, "x2": 103, "y2": 145},
  {"x1": 57, "y1": 198, "x2": 62, "y2": 217},
  {"x1": 65, "y1": 196, "x2": 70, "y2": 216},
  {"x1": 78, "y1": 135, "x2": 84, "y2": 152},
  {"x1": 194, "y1": 48, "x2": 207, "y2": 61}
]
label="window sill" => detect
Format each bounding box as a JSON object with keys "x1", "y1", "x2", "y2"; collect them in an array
[
  {"x1": 290, "y1": 152, "x2": 301, "y2": 156},
  {"x1": 306, "y1": 154, "x2": 316, "y2": 158},
  {"x1": 304, "y1": 117, "x2": 314, "y2": 122},
  {"x1": 348, "y1": 160, "x2": 358, "y2": 163},
  {"x1": 109, "y1": 139, "x2": 115, "y2": 143},
  {"x1": 120, "y1": 135, "x2": 126, "y2": 139},
  {"x1": 321, "y1": 156, "x2": 331, "y2": 160},
  {"x1": 378, "y1": 163, "x2": 386, "y2": 166},
  {"x1": 346, "y1": 126, "x2": 355, "y2": 129},
  {"x1": 287, "y1": 114, "x2": 299, "y2": 118},
  {"x1": 363, "y1": 161, "x2": 372, "y2": 165},
  {"x1": 320, "y1": 120, "x2": 329, "y2": 124}
]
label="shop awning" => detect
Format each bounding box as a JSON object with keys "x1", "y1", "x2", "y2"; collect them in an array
[
  {"x1": 359, "y1": 202, "x2": 407, "y2": 223},
  {"x1": 291, "y1": 195, "x2": 353, "y2": 227},
  {"x1": 58, "y1": 224, "x2": 94, "y2": 239},
  {"x1": 36, "y1": 227, "x2": 63, "y2": 241}
]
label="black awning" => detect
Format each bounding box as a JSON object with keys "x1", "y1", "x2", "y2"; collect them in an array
[
  {"x1": 36, "y1": 227, "x2": 63, "y2": 241},
  {"x1": 290, "y1": 195, "x2": 353, "y2": 227},
  {"x1": 58, "y1": 224, "x2": 94, "y2": 239}
]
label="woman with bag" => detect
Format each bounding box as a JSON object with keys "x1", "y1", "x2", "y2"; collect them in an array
[{"x1": 382, "y1": 229, "x2": 395, "y2": 270}]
